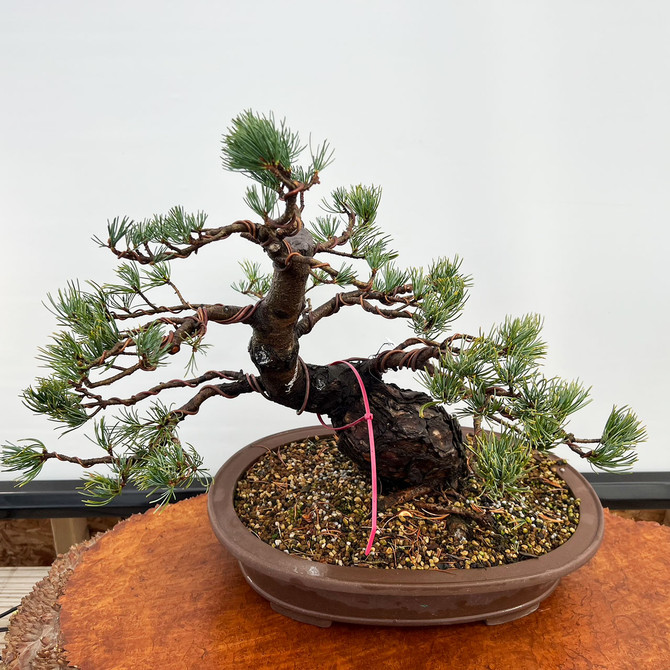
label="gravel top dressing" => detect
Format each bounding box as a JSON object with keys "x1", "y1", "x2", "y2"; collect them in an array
[{"x1": 234, "y1": 435, "x2": 580, "y2": 570}]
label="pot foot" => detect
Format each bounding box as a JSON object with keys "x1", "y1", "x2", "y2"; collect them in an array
[
  {"x1": 485, "y1": 602, "x2": 539, "y2": 626},
  {"x1": 270, "y1": 602, "x2": 333, "y2": 628},
  {"x1": 485, "y1": 577, "x2": 560, "y2": 625}
]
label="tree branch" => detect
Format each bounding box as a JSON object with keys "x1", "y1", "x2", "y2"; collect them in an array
[
  {"x1": 86, "y1": 362, "x2": 144, "y2": 388},
  {"x1": 314, "y1": 207, "x2": 357, "y2": 253},
  {"x1": 107, "y1": 220, "x2": 270, "y2": 265},
  {"x1": 160, "y1": 302, "x2": 262, "y2": 354},
  {"x1": 80, "y1": 370, "x2": 250, "y2": 410},
  {"x1": 565, "y1": 439, "x2": 598, "y2": 459},
  {"x1": 486, "y1": 414, "x2": 524, "y2": 434},
  {"x1": 367, "y1": 345, "x2": 442, "y2": 375},
  {"x1": 174, "y1": 377, "x2": 262, "y2": 417},
  {"x1": 166, "y1": 279, "x2": 191, "y2": 307},
  {"x1": 313, "y1": 247, "x2": 366, "y2": 260},
  {"x1": 77, "y1": 304, "x2": 261, "y2": 390},
  {"x1": 367, "y1": 333, "x2": 484, "y2": 376},
  {"x1": 41, "y1": 452, "x2": 114, "y2": 468},
  {"x1": 111, "y1": 304, "x2": 199, "y2": 320},
  {"x1": 297, "y1": 288, "x2": 416, "y2": 337},
  {"x1": 306, "y1": 257, "x2": 372, "y2": 290},
  {"x1": 269, "y1": 186, "x2": 303, "y2": 231}
]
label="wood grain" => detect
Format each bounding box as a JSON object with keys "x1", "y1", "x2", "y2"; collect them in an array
[{"x1": 54, "y1": 496, "x2": 670, "y2": 670}]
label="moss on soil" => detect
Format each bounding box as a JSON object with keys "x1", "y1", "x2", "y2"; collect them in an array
[{"x1": 234, "y1": 434, "x2": 580, "y2": 570}]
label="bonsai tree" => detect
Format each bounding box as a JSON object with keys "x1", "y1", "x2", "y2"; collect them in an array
[{"x1": 2, "y1": 111, "x2": 646, "y2": 507}]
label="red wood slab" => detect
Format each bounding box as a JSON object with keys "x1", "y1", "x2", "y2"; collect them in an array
[{"x1": 57, "y1": 496, "x2": 670, "y2": 670}]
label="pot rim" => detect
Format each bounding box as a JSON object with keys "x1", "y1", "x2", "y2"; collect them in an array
[{"x1": 208, "y1": 426, "x2": 604, "y2": 595}]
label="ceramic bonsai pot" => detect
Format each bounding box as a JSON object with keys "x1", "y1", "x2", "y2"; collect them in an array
[{"x1": 207, "y1": 426, "x2": 605, "y2": 628}]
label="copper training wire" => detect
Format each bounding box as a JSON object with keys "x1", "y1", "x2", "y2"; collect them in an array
[
  {"x1": 245, "y1": 373, "x2": 267, "y2": 398},
  {"x1": 296, "y1": 357, "x2": 311, "y2": 415},
  {"x1": 217, "y1": 301, "x2": 261, "y2": 325}
]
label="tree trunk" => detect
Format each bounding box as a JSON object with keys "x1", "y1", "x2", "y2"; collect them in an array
[
  {"x1": 327, "y1": 374, "x2": 467, "y2": 489},
  {"x1": 248, "y1": 227, "x2": 468, "y2": 491}
]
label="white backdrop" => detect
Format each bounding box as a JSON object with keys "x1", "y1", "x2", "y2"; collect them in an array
[{"x1": 1, "y1": 1, "x2": 668, "y2": 482}]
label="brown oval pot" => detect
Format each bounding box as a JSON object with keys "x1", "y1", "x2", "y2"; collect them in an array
[{"x1": 207, "y1": 426, "x2": 604, "y2": 628}]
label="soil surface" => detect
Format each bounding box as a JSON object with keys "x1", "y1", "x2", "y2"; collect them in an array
[{"x1": 234, "y1": 434, "x2": 580, "y2": 570}]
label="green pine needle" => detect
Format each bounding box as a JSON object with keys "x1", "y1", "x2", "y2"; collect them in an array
[
  {"x1": 471, "y1": 431, "x2": 532, "y2": 498},
  {"x1": 588, "y1": 406, "x2": 646, "y2": 472},
  {"x1": 410, "y1": 257, "x2": 471, "y2": 338},
  {"x1": 22, "y1": 378, "x2": 88, "y2": 428},
  {"x1": 1, "y1": 439, "x2": 47, "y2": 485},
  {"x1": 244, "y1": 185, "x2": 279, "y2": 219},
  {"x1": 79, "y1": 471, "x2": 125, "y2": 506},
  {"x1": 231, "y1": 260, "x2": 272, "y2": 299},
  {"x1": 221, "y1": 110, "x2": 305, "y2": 188}
]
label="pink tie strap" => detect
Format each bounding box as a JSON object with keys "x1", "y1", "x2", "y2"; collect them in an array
[{"x1": 317, "y1": 361, "x2": 378, "y2": 556}]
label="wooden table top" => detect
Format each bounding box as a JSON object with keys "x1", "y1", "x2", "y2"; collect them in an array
[{"x1": 5, "y1": 495, "x2": 670, "y2": 670}]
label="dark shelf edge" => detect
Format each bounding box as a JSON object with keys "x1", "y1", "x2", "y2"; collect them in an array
[
  {"x1": 583, "y1": 471, "x2": 670, "y2": 510},
  {"x1": 1, "y1": 473, "x2": 669, "y2": 518},
  {"x1": 0, "y1": 480, "x2": 208, "y2": 518}
]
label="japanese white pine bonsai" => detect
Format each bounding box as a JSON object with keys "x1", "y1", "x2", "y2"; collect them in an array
[{"x1": 2, "y1": 111, "x2": 646, "y2": 506}]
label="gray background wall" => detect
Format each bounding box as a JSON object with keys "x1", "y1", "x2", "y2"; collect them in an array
[{"x1": 1, "y1": 1, "x2": 668, "y2": 480}]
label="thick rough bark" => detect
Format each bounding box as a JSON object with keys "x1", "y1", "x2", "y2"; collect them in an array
[
  {"x1": 328, "y1": 375, "x2": 467, "y2": 489},
  {"x1": 247, "y1": 227, "x2": 468, "y2": 491},
  {"x1": 0, "y1": 537, "x2": 97, "y2": 669}
]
